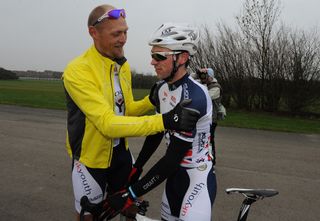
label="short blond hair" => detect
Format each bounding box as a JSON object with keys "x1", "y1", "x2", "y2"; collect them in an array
[{"x1": 87, "y1": 4, "x2": 115, "y2": 27}]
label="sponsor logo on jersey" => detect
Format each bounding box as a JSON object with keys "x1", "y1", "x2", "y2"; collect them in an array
[
  {"x1": 173, "y1": 114, "x2": 179, "y2": 122},
  {"x1": 196, "y1": 158, "x2": 205, "y2": 164},
  {"x1": 115, "y1": 90, "x2": 124, "y2": 113},
  {"x1": 183, "y1": 83, "x2": 190, "y2": 99},
  {"x1": 161, "y1": 202, "x2": 170, "y2": 209},
  {"x1": 197, "y1": 163, "x2": 208, "y2": 171},
  {"x1": 197, "y1": 132, "x2": 207, "y2": 153},
  {"x1": 90, "y1": 193, "x2": 103, "y2": 202},
  {"x1": 171, "y1": 95, "x2": 176, "y2": 103},
  {"x1": 143, "y1": 175, "x2": 160, "y2": 190},
  {"x1": 169, "y1": 101, "x2": 176, "y2": 108},
  {"x1": 75, "y1": 162, "x2": 92, "y2": 196},
  {"x1": 181, "y1": 182, "x2": 206, "y2": 216}
]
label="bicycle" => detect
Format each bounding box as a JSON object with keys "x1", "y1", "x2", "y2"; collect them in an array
[
  {"x1": 80, "y1": 188, "x2": 278, "y2": 221},
  {"x1": 225, "y1": 188, "x2": 279, "y2": 221},
  {"x1": 79, "y1": 195, "x2": 153, "y2": 221}
]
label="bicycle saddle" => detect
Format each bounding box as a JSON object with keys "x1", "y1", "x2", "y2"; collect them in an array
[{"x1": 225, "y1": 188, "x2": 279, "y2": 198}]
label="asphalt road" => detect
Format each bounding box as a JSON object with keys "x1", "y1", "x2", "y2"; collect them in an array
[{"x1": 0, "y1": 105, "x2": 319, "y2": 221}]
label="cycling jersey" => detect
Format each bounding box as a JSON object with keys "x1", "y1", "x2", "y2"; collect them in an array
[
  {"x1": 131, "y1": 73, "x2": 215, "y2": 220},
  {"x1": 158, "y1": 74, "x2": 215, "y2": 221},
  {"x1": 158, "y1": 74, "x2": 213, "y2": 168},
  {"x1": 62, "y1": 45, "x2": 164, "y2": 169},
  {"x1": 131, "y1": 72, "x2": 215, "y2": 201}
]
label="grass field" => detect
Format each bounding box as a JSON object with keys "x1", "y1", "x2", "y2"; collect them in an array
[
  {"x1": 0, "y1": 80, "x2": 66, "y2": 109},
  {"x1": 0, "y1": 79, "x2": 319, "y2": 134}
]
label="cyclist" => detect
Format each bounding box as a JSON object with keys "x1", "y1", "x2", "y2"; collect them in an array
[
  {"x1": 62, "y1": 5, "x2": 200, "y2": 221},
  {"x1": 103, "y1": 23, "x2": 217, "y2": 221}
]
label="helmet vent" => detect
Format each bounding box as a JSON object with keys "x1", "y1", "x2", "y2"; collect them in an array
[
  {"x1": 175, "y1": 36, "x2": 187, "y2": 41},
  {"x1": 152, "y1": 39, "x2": 163, "y2": 43},
  {"x1": 162, "y1": 31, "x2": 178, "y2": 37}
]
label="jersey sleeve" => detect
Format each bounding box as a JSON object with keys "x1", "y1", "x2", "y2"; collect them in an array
[
  {"x1": 134, "y1": 132, "x2": 164, "y2": 169},
  {"x1": 130, "y1": 135, "x2": 192, "y2": 197}
]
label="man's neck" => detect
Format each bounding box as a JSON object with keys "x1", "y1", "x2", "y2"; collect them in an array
[
  {"x1": 168, "y1": 68, "x2": 187, "y2": 84},
  {"x1": 94, "y1": 43, "x2": 114, "y2": 60}
]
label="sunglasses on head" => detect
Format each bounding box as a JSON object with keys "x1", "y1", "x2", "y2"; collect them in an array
[
  {"x1": 151, "y1": 51, "x2": 181, "y2": 62},
  {"x1": 92, "y1": 9, "x2": 126, "y2": 26}
]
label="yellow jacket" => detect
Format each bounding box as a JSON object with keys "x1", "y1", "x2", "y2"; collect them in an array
[{"x1": 62, "y1": 45, "x2": 164, "y2": 168}]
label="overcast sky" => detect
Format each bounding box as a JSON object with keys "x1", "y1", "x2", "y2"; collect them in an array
[{"x1": 0, "y1": 0, "x2": 319, "y2": 74}]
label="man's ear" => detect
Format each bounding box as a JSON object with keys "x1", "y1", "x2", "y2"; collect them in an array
[
  {"x1": 88, "y1": 26, "x2": 98, "y2": 40},
  {"x1": 179, "y1": 52, "x2": 190, "y2": 65}
]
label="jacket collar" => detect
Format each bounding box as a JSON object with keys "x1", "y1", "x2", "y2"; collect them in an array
[
  {"x1": 90, "y1": 45, "x2": 127, "y2": 66},
  {"x1": 168, "y1": 73, "x2": 190, "y2": 91}
]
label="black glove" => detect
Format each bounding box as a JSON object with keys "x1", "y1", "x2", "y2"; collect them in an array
[
  {"x1": 79, "y1": 196, "x2": 118, "y2": 221},
  {"x1": 103, "y1": 189, "x2": 136, "y2": 219},
  {"x1": 136, "y1": 200, "x2": 149, "y2": 216},
  {"x1": 162, "y1": 99, "x2": 200, "y2": 132},
  {"x1": 128, "y1": 165, "x2": 143, "y2": 186}
]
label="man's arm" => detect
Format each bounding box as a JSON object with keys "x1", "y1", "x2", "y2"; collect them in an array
[
  {"x1": 101, "y1": 135, "x2": 193, "y2": 217},
  {"x1": 128, "y1": 132, "x2": 164, "y2": 186},
  {"x1": 130, "y1": 135, "x2": 192, "y2": 197},
  {"x1": 63, "y1": 66, "x2": 199, "y2": 138},
  {"x1": 134, "y1": 132, "x2": 164, "y2": 169}
]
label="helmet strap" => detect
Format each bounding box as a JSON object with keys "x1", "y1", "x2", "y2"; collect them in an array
[{"x1": 164, "y1": 54, "x2": 183, "y2": 82}]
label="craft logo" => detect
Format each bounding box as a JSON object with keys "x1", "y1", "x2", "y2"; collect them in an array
[{"x1": 143, "y1": 175, "x2": 160, "y2": 190}]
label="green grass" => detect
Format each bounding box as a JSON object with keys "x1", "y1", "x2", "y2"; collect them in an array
[
  {"x1": 0, "y1": 80, "x2": 66, "y2": 109},
  {"x1": 0, "y1": 79, "x2": 319, "y2": 134},
  {"x1": 220, "y1": 110, "x2": 320, "y2": 134}
]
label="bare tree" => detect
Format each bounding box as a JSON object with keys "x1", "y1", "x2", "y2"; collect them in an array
[
  {"x1": 283, "y1": 29, "x2": 320, "y2": 113},
  {"x1": 192, "y1": 0, "x2": 320, "y2": 115},
  {"x1": 190, "y1": 25, "x2": 216, "y2": 71},
  {"x1": 214, "y1": 24, "x2": 257, "y2": 109},
  {"x1": 263, "y1": 24, "x2": 290, "y2": 111},
  {"x1": 237, "y1": 0, "x2": 281, "y2": 110}
]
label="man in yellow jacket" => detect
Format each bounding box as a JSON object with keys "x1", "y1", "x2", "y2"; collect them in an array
[{"x1": 62, "y1": 4, "x2": 199, "y2": 221}]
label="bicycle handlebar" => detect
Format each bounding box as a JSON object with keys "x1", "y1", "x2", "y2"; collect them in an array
[{"x1": 79, "y1": 196, "x2": 150, "y2": 221}]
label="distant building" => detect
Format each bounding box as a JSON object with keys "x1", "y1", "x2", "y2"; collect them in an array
[{"x1": 13, "y1": 70, "x2": 63, "y2": 80}]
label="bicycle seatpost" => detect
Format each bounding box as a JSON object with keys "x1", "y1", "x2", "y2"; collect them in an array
[
  {"x1": 226, "y1": 188, "x2": 279, "y2": 221},
  {"x1": 237, "y1": 197, "x2": 257, "y2": 221}
]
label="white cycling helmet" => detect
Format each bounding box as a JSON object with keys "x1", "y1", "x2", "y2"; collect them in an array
[{"x1": 148, "y1": 22, "x2": 200, "y2": 56}]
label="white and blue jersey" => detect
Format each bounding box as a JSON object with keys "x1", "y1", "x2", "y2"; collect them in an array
[
  {"x1": 131, "y1": 73, "x2": 216, "y2": 221},
  {"x1": 157, "y1": 73, "x2": 212, "y2": 168}
]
